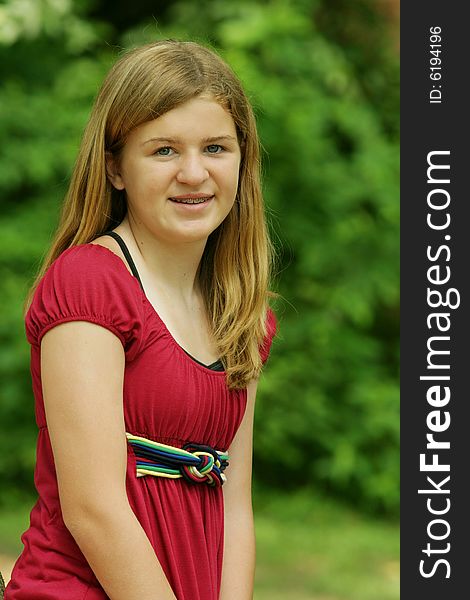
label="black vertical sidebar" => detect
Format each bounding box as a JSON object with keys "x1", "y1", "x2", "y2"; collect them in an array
[{"x1": 401, "y1": 4, "x2": 469, "y2": 599}]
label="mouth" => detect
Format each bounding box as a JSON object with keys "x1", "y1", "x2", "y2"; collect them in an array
[{"x1": 169, "y1": 195, "x2": 214, "y2": 205}]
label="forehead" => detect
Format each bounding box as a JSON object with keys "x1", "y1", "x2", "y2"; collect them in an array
[{"x1": 130, "y1": 96, "x2": 238, "y2": 145}]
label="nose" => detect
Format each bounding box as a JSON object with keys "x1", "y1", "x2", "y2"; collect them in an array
[{"x1": 176, "y1": 153, "x2": 209, "y2": 185}]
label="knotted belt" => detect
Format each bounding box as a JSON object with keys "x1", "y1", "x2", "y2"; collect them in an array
[{"x1": 126, "y1": 433, "x2": 229, "y2": 487}]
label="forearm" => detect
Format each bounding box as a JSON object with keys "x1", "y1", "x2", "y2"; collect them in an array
[
  {"x1": 64, "y1": 501, "x2": 176, "y2": 600},
  {"x1": 219, "y1": 504, "x2": 256, "y2": 600}
]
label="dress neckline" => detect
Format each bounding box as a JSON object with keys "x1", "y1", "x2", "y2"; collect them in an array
[{"x1": 84, "y1": 240, "x2": 226, "y2": 375}]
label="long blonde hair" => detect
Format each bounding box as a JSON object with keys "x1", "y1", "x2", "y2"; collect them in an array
[{"x1": 25, "y1": 39, "x2": 274, "y2": 389}]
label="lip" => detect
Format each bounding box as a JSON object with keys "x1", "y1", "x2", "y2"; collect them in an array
[{"x1": 170, "y1": 193, "x2": 214, "y2": 200}]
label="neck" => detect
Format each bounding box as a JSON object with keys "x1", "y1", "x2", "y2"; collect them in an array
[{"x1": 120, "y1": 214, "x2": 207, "y2": 303}]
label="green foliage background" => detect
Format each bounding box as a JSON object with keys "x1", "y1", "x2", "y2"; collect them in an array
[{"x1": 0, "y1": 0, "x2": 399, "y2": 515}]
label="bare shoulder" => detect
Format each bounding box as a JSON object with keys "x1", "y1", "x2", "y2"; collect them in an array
[{"x1": 89, "y1": 233, "x2": 119, "y2": 253}]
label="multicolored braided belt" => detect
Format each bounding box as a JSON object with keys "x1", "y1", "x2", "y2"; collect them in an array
[{"x1": 126, "y1": 433, "x2": 229, "y2": 487}]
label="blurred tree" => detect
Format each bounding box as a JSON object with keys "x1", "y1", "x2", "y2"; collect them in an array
[
  {"x1": 0, "y1": 0, "x2": 399, "y2": 515},
  {"x1": 0, "y1": 0, "x2": 113, "y2": 502}
]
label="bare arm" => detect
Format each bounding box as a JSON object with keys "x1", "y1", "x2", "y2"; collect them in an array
[
  {"x1": 41, "y1": 321, "x2": 176, "y2": 600},
  {"x1": 219, "y1": 378, "x2": 258, "y2": 600}
]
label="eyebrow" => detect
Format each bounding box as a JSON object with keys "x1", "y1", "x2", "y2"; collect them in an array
[{"x1": 142, "y1": 135, "x2": 237, "y2": 146}]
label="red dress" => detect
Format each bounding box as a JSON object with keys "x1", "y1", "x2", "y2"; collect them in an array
[{"x1": 5, "y1": 243, "x2": 276, "y2": 600}]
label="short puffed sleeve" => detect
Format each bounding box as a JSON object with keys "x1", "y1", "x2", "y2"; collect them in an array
[
  {"x1": 25, "y1": 244, "x2": 145, "y2": 361},
  {"x1": 259, "y1": 307, "x2": 277, "y2": 365}
]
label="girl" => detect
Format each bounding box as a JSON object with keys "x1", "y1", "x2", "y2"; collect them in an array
[{"x1": 5, "y1": 39, "x2": 276, "y2": 600}]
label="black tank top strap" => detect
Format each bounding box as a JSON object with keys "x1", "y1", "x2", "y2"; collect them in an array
[
  {"x1": 181, "y1": 349, "x2": 225, "y2": 372},
  {"x1": 101, "y1": 231, "x2": 145, "y2": 291}
]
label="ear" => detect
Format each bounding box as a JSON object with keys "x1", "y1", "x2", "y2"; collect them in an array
[{"x1": 105, "y1": 152, "x2": 125, "y2": 190}]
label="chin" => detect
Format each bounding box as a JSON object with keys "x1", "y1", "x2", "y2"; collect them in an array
[
  {"x1": 169, "y1": 227, "x2": 214, "y2": 244},
  {"x1": 177, "y1": 218, "x2": 226, "y2": 238}
]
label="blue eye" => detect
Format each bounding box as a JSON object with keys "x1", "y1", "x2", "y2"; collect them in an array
[
  {"x1": 206, "y1": 144, "x2": 223, "y2": 153},
  {"x1": 155, "y1": 147, "x2": 173, "y2": 156}
]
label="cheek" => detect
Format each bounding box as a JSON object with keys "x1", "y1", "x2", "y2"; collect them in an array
[
  {"x1": 224, "y1": 161, "x2": 241, "y2": 194},
  {"x1": 124, "y1": 167, "x2": 166, "y2": 196}
]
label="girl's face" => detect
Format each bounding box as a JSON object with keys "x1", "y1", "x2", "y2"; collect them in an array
[{"x1": 107, "y1": 95, "x2": 241, "y2": 245}]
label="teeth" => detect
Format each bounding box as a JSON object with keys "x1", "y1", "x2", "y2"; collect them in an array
[{"x1": 171, "y1": 197, "x2": 211, "y2": 204}]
